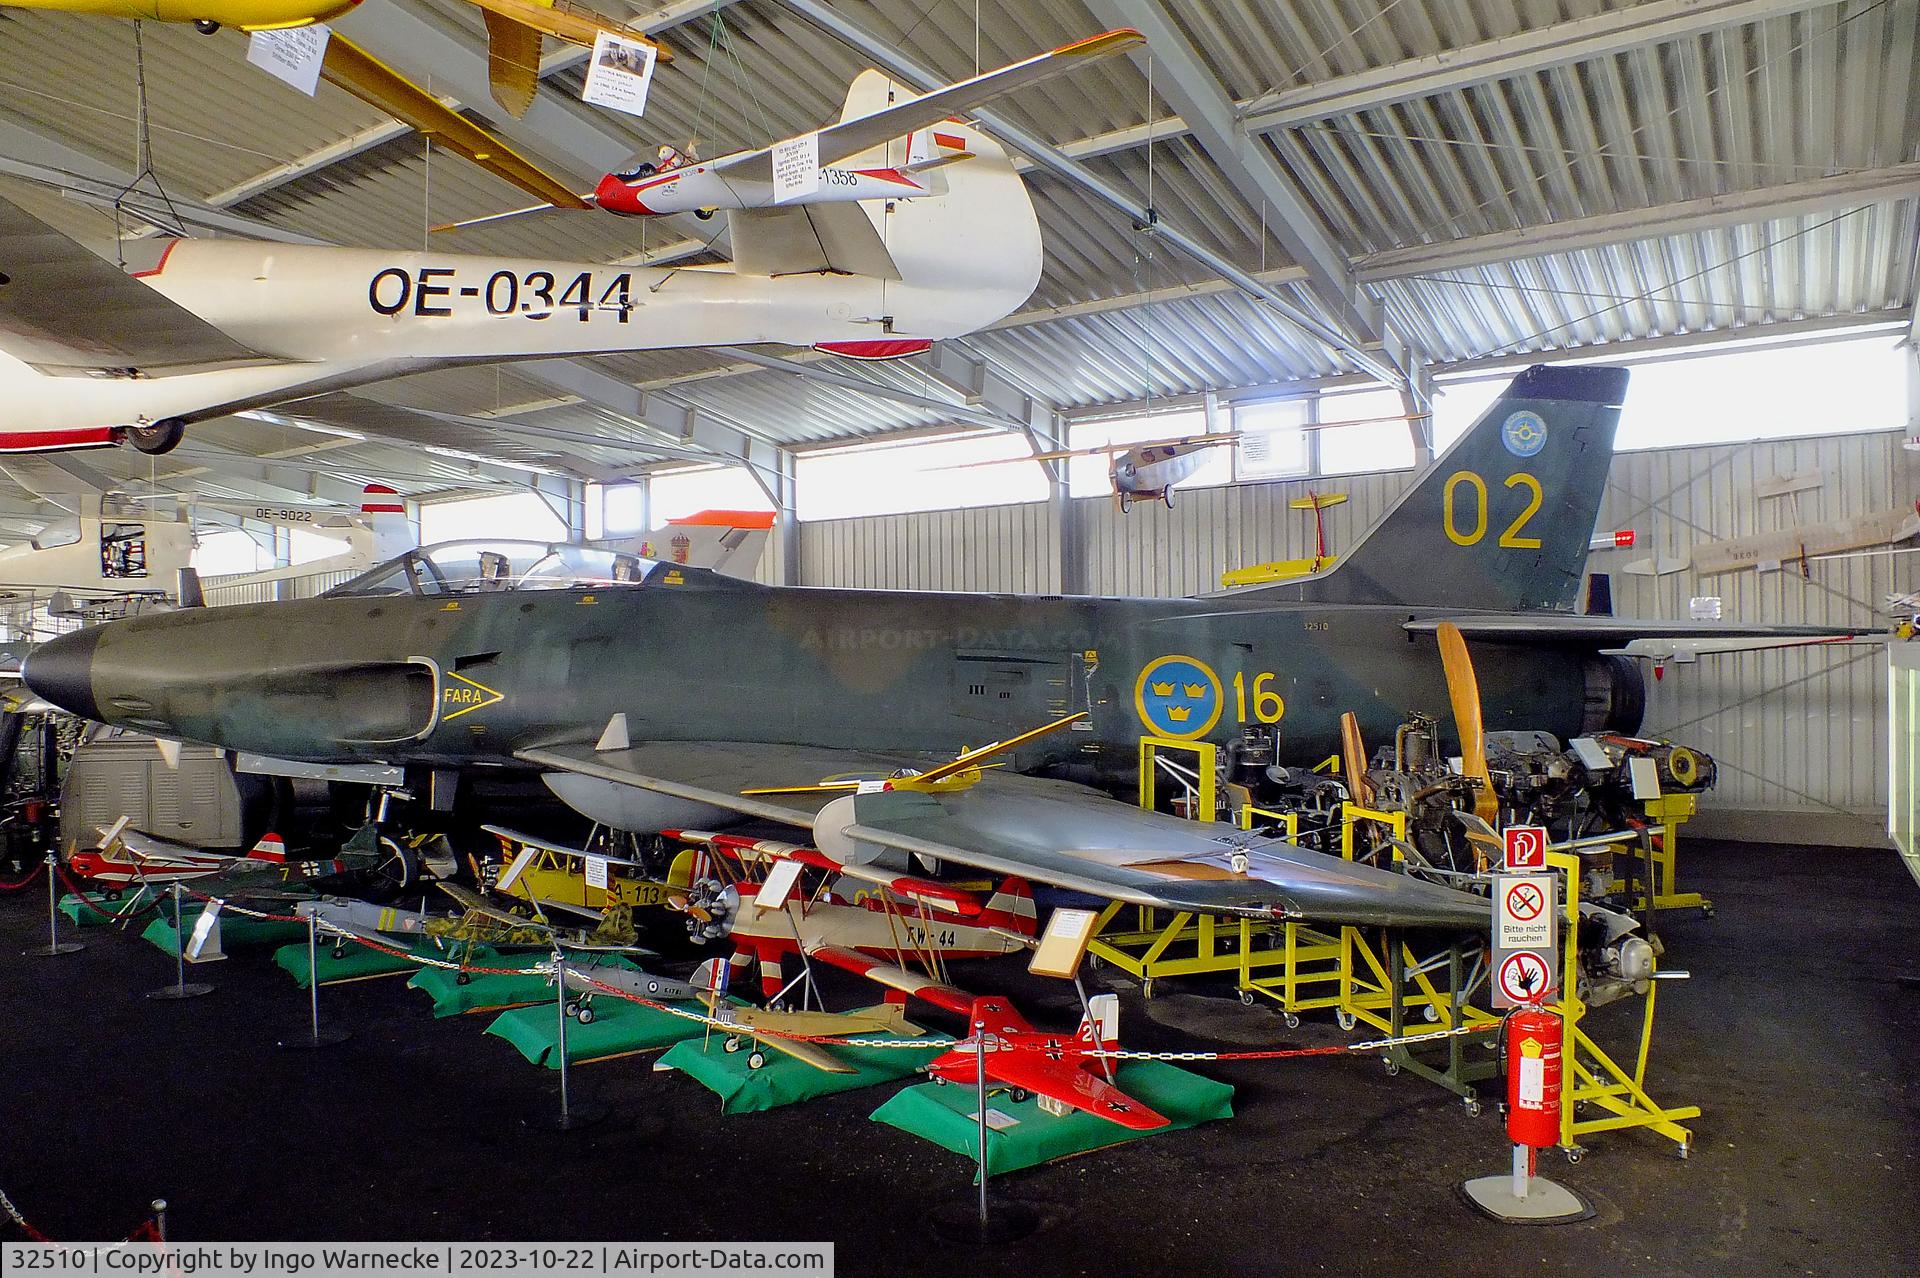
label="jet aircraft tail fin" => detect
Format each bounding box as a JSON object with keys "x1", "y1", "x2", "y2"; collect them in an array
[
  {"x1": 630, "y1": 510, "x2": 775, "y2": 579},
  {"x1": 1273, "y1": 364, "x2": 1629, "y2": 612}
]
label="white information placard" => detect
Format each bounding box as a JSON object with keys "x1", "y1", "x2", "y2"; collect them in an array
[
  {"x1": 247, "y1": 26, "x2": 331, "y2": 97},
  {"x1": 772, "y1": 132, "x2": 821, "y2": 204},
  {"x1": 584, "y1": 854, "x2": 610, "y2": 891},
  {"x1": 582, "y1": 32, "x2": 659, "y2": 118}
]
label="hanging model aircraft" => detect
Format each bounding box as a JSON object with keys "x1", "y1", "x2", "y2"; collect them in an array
[
  {"x1": 22, "y1": 365, "x2": 1870, "y2": 933},
  {"x1": 0, "y1": 35, "x2": 1141, "y2": 455},
  {"x1": 436, "y1": 31, "x2": 1144, "y2": 236},
  {"x1": 963, "y1": 412, "x2": 1426, "y2": 511},
  {"x1": 1, "y1": 1, "x2": 670, "y2": 204}
]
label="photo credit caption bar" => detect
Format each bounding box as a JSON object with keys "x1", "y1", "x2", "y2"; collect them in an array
[{"x1": 2, "y1": 1244, "x2": 833, "y2": 1278}]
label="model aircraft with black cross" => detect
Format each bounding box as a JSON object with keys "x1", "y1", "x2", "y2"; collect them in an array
[{"x1": 23, "y1": 365, "x2": 1867, "y2": 932}]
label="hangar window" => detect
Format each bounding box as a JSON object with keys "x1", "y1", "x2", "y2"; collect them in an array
[
  {"x1": 652, "y1": 466, "x2": 775, "y2": 522},
  {"x1": 1231, "y1": 399, "x2": 1310, "y2": 480},
  {"x1": 593, "y1": 483, "x2": 649, "y2": 537},
  {"x1": 1067, "y1": 409, "x2": 1229, "y2": 497},
  {"x1": 1314, "y1": 387, "x2": 1418, "y2": 476},
  {"x1": 1430, "y1": 330, "x2": 1906, "y2": 454},
  {"x1": 421, "y1": 492, "x2": 567, "y2": 543},
  {"x1": 797, "y1": 431, "x2": 1046, "y2": 520},
  {"x1": 1613, "y1": 334, "x2": 1906, "y2": 448}
]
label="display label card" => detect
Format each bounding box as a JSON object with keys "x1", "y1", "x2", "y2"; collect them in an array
[
  {"x1": 773, "y1": 133, "x2": 821, "y2": 204},
  {"x1": 582, "y1": 32, "x2": 659, "y2": 118},
  {"x1": 248, "y1": 26, "x2": 330, "y2": 97}
]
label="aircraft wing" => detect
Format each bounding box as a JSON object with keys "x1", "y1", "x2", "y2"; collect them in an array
[
  {"x1": 438, "y1": 881, "x2": 549, "y2": 932},
  {"x1": 0, "y1": 194, "x2": 265, "y2": 376},
  {"x1": 718, "y1": 29, "x2": 1144, "y2": 181},
  {"x1": 319, "y1": 36, "x2": 590, "y2": 211},
  {"x1": 518, "y1": 742, "x2": 1491, "y2": 928},
  {"x1": 805, "y1": 945, "x2": 975, "y2": 1017},
  {"x1": 935, "y1": 1041, "x2": 1168, "y2": 1130},
  {"x1": 727, "y1": 204, "x2": 900, "y2": 279},
  {"x1": 1405, "y1": 615, "x2": 1872, "y2": 652}
]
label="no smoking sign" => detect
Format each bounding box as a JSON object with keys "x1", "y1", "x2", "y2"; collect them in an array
[{"x1": 1493, "y1": 871, "x2": 1559, "y2": 1008}]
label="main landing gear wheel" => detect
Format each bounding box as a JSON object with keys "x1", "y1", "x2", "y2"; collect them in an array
[
  {"x1": 455, "y1": 971, "x2": 472, "y2": 986},
  {"x1": 368, "y1": 835, "x2": 419, "y2": 897},
  {"x1": 576, "y1": 1003, "x2": 596, "y2": 1025},
  {"x1": 723, "y1": 1035, "x2": 743, "y2": 1054},
  {"x1": 746, "y1": 1049, "x2": 767, "y2": 1070},
  {"x1": 1009, "y1": 1088, "x2": 1031, "y2": 1104},
  {"x1": 128, "y1": 419, "x2": 185, "y2": 455}
]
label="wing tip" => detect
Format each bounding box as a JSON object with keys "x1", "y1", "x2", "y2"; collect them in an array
[{"x1": 1057, "y1": 29, "x2": 1146, "y2": 57}]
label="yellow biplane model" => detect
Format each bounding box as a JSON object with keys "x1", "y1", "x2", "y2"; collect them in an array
[{"x1": 5, "y1": 0, "x2": 673, "y2": 208}]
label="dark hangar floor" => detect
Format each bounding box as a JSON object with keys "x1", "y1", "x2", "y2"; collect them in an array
[{"x1": 2, "y1": 839, "x2": 1915, "y2": 1278}]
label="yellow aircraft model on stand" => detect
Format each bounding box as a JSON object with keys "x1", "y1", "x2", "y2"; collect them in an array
[{"x1": 5, "y1": 0, "x2": 672, "y2": 208}]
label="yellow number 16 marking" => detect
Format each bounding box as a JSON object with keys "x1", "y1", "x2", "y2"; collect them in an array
[{"x1": 1443, "y1": 470, "x2": 1543, "y2": 549}]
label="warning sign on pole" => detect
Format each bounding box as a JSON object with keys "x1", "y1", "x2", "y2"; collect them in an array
[
  {"x1": 1492, "y1": 871, "x2": 1558, "y2": 1008},
  {"x1": 1503, "y1": 825, "x2": 1548, "y2": 870}
]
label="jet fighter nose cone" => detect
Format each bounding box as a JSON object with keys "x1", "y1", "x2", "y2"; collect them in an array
[{"x1": 22, "y1": 626, "x2": 103, "y2": 721}]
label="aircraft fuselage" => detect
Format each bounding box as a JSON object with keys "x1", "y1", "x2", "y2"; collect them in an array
[{"x1": 26, "y1": 572, "x2": 1627, "y2": 789}]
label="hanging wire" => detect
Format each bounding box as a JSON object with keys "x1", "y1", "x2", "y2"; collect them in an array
[{"x1": 112, "y1": 22, "x2": 189, "y2": 262}]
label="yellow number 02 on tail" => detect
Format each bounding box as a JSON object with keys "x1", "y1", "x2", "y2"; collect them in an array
[{"x1": 1443, "y1": 470, "x2": 1541, "y2": 549}]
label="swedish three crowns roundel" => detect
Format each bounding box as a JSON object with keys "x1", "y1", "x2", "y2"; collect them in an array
[{"x1": 1134, "y1": 655, "x2": 1223, "y2": 740}]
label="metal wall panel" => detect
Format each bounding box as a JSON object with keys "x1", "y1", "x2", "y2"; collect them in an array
[
  {"x1": 799, "y1": 432, "x2": 1918, "y2": 831},
  {"x1": 799, "y1": 503, "x2": 1061, "y2": 594}
]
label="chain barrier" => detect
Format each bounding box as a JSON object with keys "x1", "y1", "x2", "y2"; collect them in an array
[{"x1": 89, "y1": 883, "x2": 1502, "y2": 1061}]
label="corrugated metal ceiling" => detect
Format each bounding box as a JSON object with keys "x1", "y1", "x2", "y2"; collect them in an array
[{"x1": 0, "y1": 0, "x2": 1914, "y2": 513}]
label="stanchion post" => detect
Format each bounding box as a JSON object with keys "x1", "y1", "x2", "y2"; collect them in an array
[
  {"x1": 308, "y1": 915, "x2": 322, "y2": 1041},
  {"x1": 974, "y1": 1018, "x2": 990, "y2": 1230},
  {"x1": 146, "y1": 883, "x2": 212, "y2": 1000},
  {"x1": 533, "y1": 952, "x2": 605, "y2": 1132},
  {"x1": 151, "y1": 1199, "x2": 167, "y2": 1244},
  {"x1": 555, "y1": 949, "x2": 572, "y2": 1123},
  {"x1": 25, "y1": 852, "x2": 84, "y2": 957},
  {"x1": 279, "y1": 914, "x2": 349, "y2": 1048}
]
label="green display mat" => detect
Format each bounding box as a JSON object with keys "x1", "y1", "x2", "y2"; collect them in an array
[
  {"x1": 485, "y1": 990, "x2": 703, "y2": 1067},
  {"x1": 60, "y1": 888, "x2": 162, "y2": 927},
  {"x1": 140, "y1": 908, "x2": 307, "y2": 955},
  {"x1": 658, "y1": 1028, "x2": 942, "y2": 1114},
  {"x1": 870, "y1": 1061, "x2": 1234, "y2": 1177},
  {"x1": 407, "y1": 951, "x2": 644, "y2": 1018},
  {"x1": 273, "y1": 937, "x2": 435, "y2": 987}
]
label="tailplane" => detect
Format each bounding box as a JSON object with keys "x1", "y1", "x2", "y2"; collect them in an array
[
  {"x1": 630, "y1": 510, "x2": 775, "y2": 579},
  {"x1": 976, "y1": 876, "x2": 1038, "y2": 937},
  {"x1": 1272, "y1": 365, "x2": 1629, "y2": 612}
]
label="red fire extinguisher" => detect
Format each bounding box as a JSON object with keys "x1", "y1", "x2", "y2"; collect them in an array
[{"x1": 1505, "y1": 1004, "x2": 1563, "y2": 1150}]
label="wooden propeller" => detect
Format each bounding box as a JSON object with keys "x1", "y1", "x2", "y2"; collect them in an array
[{"x1": 1435, "y1": 621, "x2": 1500, "y2": 825}]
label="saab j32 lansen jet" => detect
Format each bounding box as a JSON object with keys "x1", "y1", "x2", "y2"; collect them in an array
[{"x1": 23, "y1": 367, "x2": 1859, "y2": 931}]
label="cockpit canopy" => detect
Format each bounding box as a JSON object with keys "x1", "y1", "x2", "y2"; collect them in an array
[{"x1": 326, "y1": 540, "x2": 666, "y2": 599}]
